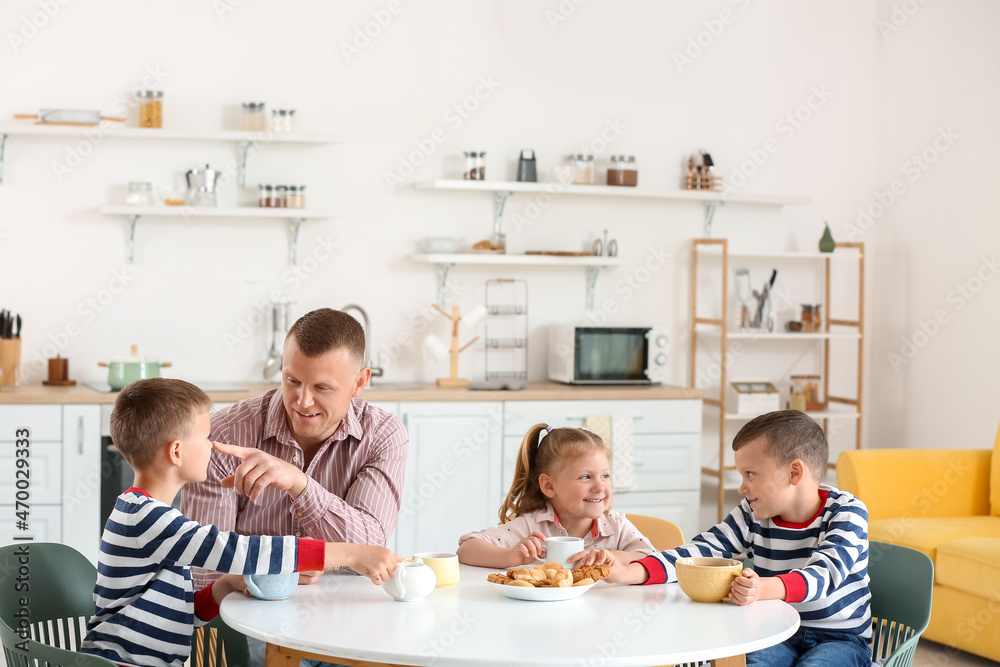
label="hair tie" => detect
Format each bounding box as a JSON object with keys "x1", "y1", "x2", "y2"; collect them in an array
[
  {"x1": 545, "y1": 425, "x2": 553, "y2": 434},
  {"x1": 580, "y1": 427, "x2": 592, "y2": 433}
]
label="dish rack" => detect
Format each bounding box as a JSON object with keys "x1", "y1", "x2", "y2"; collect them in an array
[{"x1": 484, "y1": 279, "x2": 528, "y2": 382}]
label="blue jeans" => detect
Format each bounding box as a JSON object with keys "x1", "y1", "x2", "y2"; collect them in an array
[{"x1": 746, "y1": 627, "x2": 871, "y2": 667}]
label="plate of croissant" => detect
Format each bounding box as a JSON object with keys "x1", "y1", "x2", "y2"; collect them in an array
[{"x1": 486, "y1": 563, "x2": 611, "y2": 601}]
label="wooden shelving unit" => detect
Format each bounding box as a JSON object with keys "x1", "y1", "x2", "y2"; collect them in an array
[{"x1": 690, "y1": 239, "x2": 865, "y2": 520}]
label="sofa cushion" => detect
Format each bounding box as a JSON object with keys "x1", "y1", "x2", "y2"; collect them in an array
[
  {"x1": 869, "y1": 516, "x2": 1000, "y2": 561},
  {"x1": 992, "y1": 421, "x2": 1000, "y2": 517},
  {"x1": 936, "y1": 537, "x2": 1000, "y2": 599}
]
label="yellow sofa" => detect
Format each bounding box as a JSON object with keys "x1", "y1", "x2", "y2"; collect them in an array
[{"x1": 837, "y1": 423, "x2": 1000, "y2": 662}]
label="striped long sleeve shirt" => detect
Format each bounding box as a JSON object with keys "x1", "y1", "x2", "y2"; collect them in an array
[
  {"x1": 637, "y1": 486, "x2": 872, "y2": 638},
  {"x1": 181, "y1": 390, "x2": 408, "y2": 590},
  {"x1": 81, "y1": 488, "x2": 325, "y2": 667}
]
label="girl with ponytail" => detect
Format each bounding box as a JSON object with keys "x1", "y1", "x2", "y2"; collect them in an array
[{"x1": 457, "y1": 423, "x2": 654, "y2": 569}]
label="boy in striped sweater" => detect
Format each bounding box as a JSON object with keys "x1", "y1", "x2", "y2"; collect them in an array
[
  {"x1": 81, "y1": 378, "x2": 400, "y2": 667},
  {"x1": 605, "y1": 410, "x2": 872, "y2": 666}
]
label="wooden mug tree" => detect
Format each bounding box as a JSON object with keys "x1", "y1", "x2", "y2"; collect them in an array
[{"x1": 431, "y1": 304, "x2": 479, "y2": 388}]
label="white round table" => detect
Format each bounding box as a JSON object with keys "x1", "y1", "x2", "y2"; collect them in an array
[{"x1": 221, "y1": 565, "x2": 800, "y2": 667}]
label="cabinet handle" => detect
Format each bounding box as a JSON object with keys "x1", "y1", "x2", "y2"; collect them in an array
[
  {"x1": 77, "y1": 415, "x2": 85, "y2": 455},
  {"x1": 564, "y1": 413, "x2": 645, "y2": 421}
]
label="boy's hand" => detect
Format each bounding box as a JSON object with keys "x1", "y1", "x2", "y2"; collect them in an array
[
  {"x1": 298, "y1": 571, "x2": 322, "y2": 585},
  {"x1": 568, "y1": 548, "x2": 616, "y2": 568},
  {"x1": 729, "y1": 568, "x2": 761, "y2": 605},
  {"x1": 212, "y1": 574, "x2": 248, "y2": 604},
  {"x1": 604, "y1": 560, "x2": 649, "y2": 585},
  {"x1": 342, "y1": 545, "x2": 401, "y2": 585},
  {"x1": 213, "y1": 441, "x2": 308, "y2": 501},
  {"x1": 510, "y1": 531, "x2": 547, "y2": 566}
]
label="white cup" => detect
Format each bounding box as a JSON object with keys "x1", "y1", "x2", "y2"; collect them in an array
[{"x1": 543, "y1": 536, "x2": 585, "y2": 568}]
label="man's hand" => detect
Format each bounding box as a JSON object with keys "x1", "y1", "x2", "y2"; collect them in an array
[
  {"x1": 213, "y1": 441, "x2": 308, "y2": 501},
  {"x1": 729, "y1": 568, "x2": 762, "y2": 605},
  {"x1": 510, "y1": 531, "x2": 547, "y2": 566}
]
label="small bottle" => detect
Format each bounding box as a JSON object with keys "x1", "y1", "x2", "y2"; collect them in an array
[
  {"x1": 274, "y1": 185, "x2": 287, "y2": 207},
  {"x1": 258, "y1": 184, "x2": 272, "y2": 208},
  {"x1": 270, "y1": 109, "x2": 296, "y2": 133},
  {"x1": 463, "y1": 151, "x2": 486, "y2": 180},
  {"x1": 136, "y1": 90, "x2": 163, "y2": 128},
  {"x1": 607, "y1": 155, "x2": 638, "y2": 187},
  {"x1": 241, "y1": 102, "x2": 266, "y2": 131},
  {"x1": 286, "y1": 185, "x2": 306, "y2": 208},
  {"x1": 286, "y1": 109, "x2": 297, "y2": 132},
  {"x1": 125, "y1": 182, "x2": 154, "y2": 206},
  {"x1": 571, "y1": 154, "x2": 595, "y2": 185}
]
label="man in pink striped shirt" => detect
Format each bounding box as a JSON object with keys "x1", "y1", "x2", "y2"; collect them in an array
[{"x1": 183, "y1": 308, "x2": 408, "y2": 592}]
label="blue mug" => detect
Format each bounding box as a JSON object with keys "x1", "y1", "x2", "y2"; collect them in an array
[{"x1": 244, "y1": 572, "x2": 299, "y2": 601}]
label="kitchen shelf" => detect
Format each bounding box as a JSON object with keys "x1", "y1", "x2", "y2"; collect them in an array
[
  {"x1": 409, "y1": 253, "x2": 624, "y2": 307},
  {"x1": 99, "y1": 205, "x2": 334, "y2": 264},
  {"x1": 0, "y1": 124, "x2": 341, "y2": 185},
  {"x1": 691, "y1": 237, "x2": 865, "y2": 521},
  {"x1": 414, "y1": 179, "x2": 811, "y2": 237}
]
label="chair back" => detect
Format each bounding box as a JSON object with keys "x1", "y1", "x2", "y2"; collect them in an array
[
  {"x1": 868, "y1": 541, "x2": 934, "y2": 667},
  {"x1": 192, "y1": 615, "x2": 251, "y2": 667},
  {"x1": 624, "y1": 514, "x2": 685, "y2": 550},
  {"x1": 0, "y1": 542, "x2": 118, "y2": 667}
]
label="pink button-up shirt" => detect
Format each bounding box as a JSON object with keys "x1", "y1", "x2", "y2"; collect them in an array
[
  {"x1": 458, "y1": 502, "x2": 655, "y2": 554},
  {"x1": 182, "y1": 389, "x2": 407, "y2": 589}
]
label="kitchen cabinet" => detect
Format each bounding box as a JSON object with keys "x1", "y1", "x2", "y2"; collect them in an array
[
  {"x1": 392, "y1": 402, "x2": 503, "y2": 556},
  {"x1": 690, "y1": 239, "x2": 865, "y2": 521},
  {"x1": 0, "y1": 404, "x2": 101, "y2": 564},
  {"x1": 503, "y1": 399, "x2": 702, "y2": 540}
]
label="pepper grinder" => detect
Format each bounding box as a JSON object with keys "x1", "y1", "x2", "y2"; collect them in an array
[{"x1": 516, "y1": 149, "x2": 537, "y2": 182}]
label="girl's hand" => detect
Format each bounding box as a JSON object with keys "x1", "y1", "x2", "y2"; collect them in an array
[
  {"x1": 568, "y1": 548, "x2": 616, "y2": 568},
  {"x1": 510, "y1": 531, "x2": 547, "y2": 566},
  {"x1": 728, "y1": 568, "x2": 761, "y2": 605}
]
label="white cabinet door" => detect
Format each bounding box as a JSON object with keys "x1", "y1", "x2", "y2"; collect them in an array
[
  {"x1": 61, "y1": 405, "x2": 101, "y2": 565},
  {"x1": 393, "y1": 402, "x2": 502, "y2": 556},
  {"x1": 0, "y1": 504, "x2": 61, "y2": 545},
  {"x1": 0, "y1": 405, "x2": 62, "y2": 441}
]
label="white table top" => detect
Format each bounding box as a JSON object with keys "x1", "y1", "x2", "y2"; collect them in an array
[{"x1": 221, "y1": 565, "x2": 800, "y2": 667}]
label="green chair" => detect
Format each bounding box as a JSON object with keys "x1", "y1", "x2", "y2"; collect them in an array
[
  {"x1": 868, "y1": 540, "x2": 934, "y2": 667},
  {"x1": 0, "y1": 542, "x2": 118, "y2": 667}
]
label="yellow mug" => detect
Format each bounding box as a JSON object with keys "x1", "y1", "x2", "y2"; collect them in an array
[{"x1": 412, "y1": 552, "x2": 460, "y2": 588}]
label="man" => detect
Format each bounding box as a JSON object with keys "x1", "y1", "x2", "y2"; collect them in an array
[{"x1": 183, "y1": 308, "x2": 408, "y2": 592}]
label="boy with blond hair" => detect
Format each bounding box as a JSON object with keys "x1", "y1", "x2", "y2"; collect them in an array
[
  {"x1": 606, "y1": 410, "x2": 872, "y2": 666},
  {"x1": 81, "y1": 378, "x2": 399, "y2": 667}
]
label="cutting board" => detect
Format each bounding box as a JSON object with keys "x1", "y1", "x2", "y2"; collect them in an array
[{"x1": 525, "y1": 250, "x2": 594, "y2": 256}]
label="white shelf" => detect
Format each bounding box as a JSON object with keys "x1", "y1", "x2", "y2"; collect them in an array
[
  {"x1": 721, "y1": 408, "x2": 860, "y2": 421},
  {"x1": 696, "y1": 247, "x2": 862, "y2": 260},
  {"x1": 0, "y1": 125, "x2": 341, "y2": 144},
  {"x1": 414, "y1": 179, "x2": 811, "y2": 206},
  {"x1": 99, "y1": 205, "x2": 334, "y2": 219},
  {"x1": 410, "y1": 253, "x2": 625, "y2": 267},
  {"x1": 99, "y1": 206, "x2": 333, "y2": 264},
  {"x1": 696, "y1": 330, "x2": 862, "y2": 340}
]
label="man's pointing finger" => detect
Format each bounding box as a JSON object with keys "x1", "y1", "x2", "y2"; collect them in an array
[{"x1": 212, "y1": 441, "x2": 251, "y2": 459}]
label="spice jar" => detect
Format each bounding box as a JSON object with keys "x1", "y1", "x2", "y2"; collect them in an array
[
  {"x1": 789, "y1": 375, "x2": 808, "y2": 412},
  {"x1": 790, "y1": 374, "x2": 823, "y2": 411},
  {"x1": 275, "y1": 185, "x2": 287, "y2": 207},
  {"x1": 571, "y1": 154, "x2": 595, "y2": 185},
  {"x1": 270, "y1": 109, "x2": 296, "y2": 133},
  {"x1": 136, "y1": 90, "x2": 163, "y2": 128},
  {"x1": 801, "y1": 304, "x2": 822, "y2": 333},
  {"x1": 607, "y1": 155, "x2": 638, "y2": 187},
  {"x1": 463, "y1": 151, "x2": 486, "y2": 180},
  {"x1": 241, "y1": 102, "x2": 266, "y2": 131},
  {"x1": 286, "y1": 185, "x2": 306, "y2": 209},
  {"x1": 125, "y1": 182, "x2": 154, "y2": 206},
  {"x1": 258, "y1": 184, "x2": 277, "y2": 208}
]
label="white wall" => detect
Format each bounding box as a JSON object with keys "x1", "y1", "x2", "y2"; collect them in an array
[{"x1": 0, "y1": 1, "x2": 996, "y2": 450}]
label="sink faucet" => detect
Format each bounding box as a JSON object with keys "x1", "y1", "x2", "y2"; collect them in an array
[{"x1": 341, "y1": 304, "x2": 384, "y2": 377}]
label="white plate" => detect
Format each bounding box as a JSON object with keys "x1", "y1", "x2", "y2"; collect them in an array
[{"x1": 487, "y1": 580, "x2": 596, "y2": 601}]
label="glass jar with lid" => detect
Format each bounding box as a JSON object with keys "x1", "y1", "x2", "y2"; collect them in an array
[
  {"x1": 125, "y1": 182, "x2": 154, "y2": 206},
  {"x1": 463, "y1": 151, "x2": 486, "y2": 180},
  {"x1": 274, "y1": 185, "x2": 288, "y2": 207},
  {"x1": 270, "y1": 109, "x2": 297, "y2": 133},
  {"x1": 136, "y1": 90, "x2": 163, "y2": 128},
  {"x1": 258, "y1": 184, "x2": 275, "y2": 208},
  {"x1": 571, "y1": 154, "x2": 595, "y2": 185},
  {"x1": 241, "y1": 102, "x2": 266, "y2": 131},
  {"x1": 286, "y1": 185, "x2": 306, "y2": 209},
  {"x1": 607, "y1": 155, "x2": 638, "y2": 187}
]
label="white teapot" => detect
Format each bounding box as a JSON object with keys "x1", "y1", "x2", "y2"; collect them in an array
[{"x1": 382, "y1": 557, "x2": 437, "y2": 601}]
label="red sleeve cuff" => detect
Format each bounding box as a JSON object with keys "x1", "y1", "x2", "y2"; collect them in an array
[
  {"x1": 194, "y1": 582, "x2": 220, "y2": 621},
  {"x1": 776, "y1": 572, "x2": 807, "y2": 603},
  {"x1": 635, "y1": 556, "x2": 668, "y2": 585},
  {"x1": 297, "y1": 539, "x2": 326, "y2": 571}
]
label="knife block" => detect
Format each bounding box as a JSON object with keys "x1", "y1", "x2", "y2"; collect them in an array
[{"x1": 0, "y1": 338, "x2": 21, "y2": 386}]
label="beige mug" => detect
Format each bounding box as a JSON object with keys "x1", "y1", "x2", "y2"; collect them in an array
[{"x1": 412, "y1": 552, "x2": 460, "y2": 588}]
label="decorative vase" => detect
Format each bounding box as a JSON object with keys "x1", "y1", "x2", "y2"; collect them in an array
[{"x1": 819, "y1": 222, "x2": 835, "y2": 253}]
